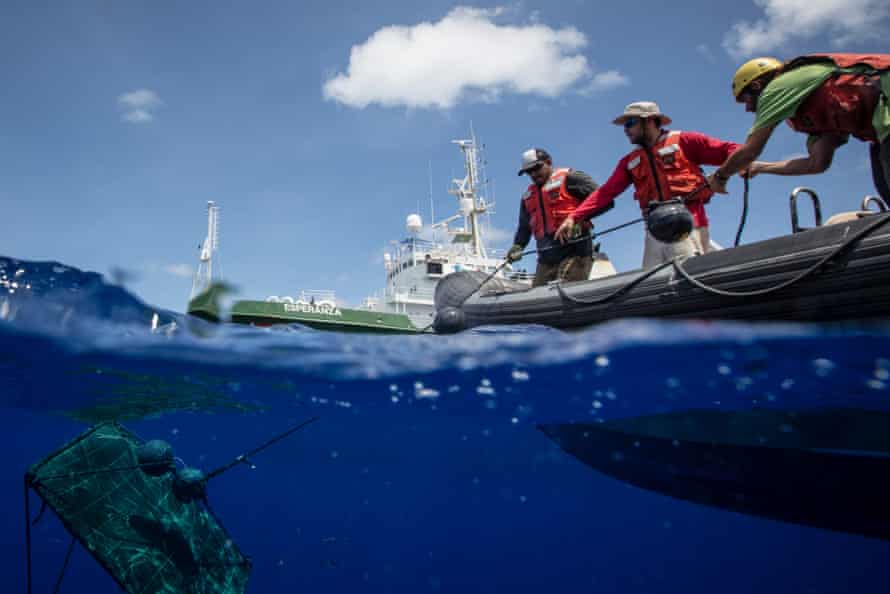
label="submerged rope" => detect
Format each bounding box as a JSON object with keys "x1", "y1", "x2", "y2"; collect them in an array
[
  {"x1": 52, "y1": 536, "x2": 77, "y2": 594},
  {"x1": 25, "y1": 478, "x2": 32, "y2": 594},
  {"x1": 205, "y1": 416, "x2": 320, "y2": 481}
]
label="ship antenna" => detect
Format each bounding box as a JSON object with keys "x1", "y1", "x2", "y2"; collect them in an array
[
  {"x1": 428, "y1": 160, "x2": 436, "y2": 243},
  {"x1": 190, "y1": 201, "x2": 220, "y2": 299}
]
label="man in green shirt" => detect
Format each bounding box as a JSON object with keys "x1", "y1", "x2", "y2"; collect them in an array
[{"x1": 707, "y1": 54, "x2": 890, "y2": 202}]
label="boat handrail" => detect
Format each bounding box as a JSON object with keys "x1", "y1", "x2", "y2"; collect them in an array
[
  {"x1": 790, "y1": 187, "x2": 822, "y2": 233},
  {"x1": 862, "y1": 195, "x2": 889, "y2": 213}
]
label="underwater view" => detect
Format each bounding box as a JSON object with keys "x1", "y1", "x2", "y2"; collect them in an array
[{"x1": 3, "y1": 254, "x2": 890, "y2": 593}]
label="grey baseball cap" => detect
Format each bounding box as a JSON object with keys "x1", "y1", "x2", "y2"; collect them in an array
[{"x1": 517, "y1": 148, "x2": 552, "y2": 176}]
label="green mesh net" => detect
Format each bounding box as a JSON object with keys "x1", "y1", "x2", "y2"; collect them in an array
[{"x1": 25, "y1": 423, "x2": 251, "y2": 593}]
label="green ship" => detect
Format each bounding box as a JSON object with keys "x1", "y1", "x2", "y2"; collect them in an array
[
  {"x1": 186, "y1": 202, "x2": 421, "y2": 334},
  {"x1": 188, "y1": 278, "x2": 421, "y2": 334}
]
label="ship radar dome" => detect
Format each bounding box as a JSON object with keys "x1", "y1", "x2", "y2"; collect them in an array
[{"x1": 406, "y1": 214, "x2": 423, "y2": 236}]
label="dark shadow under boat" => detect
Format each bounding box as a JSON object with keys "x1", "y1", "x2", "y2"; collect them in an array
[{"x1": 540, "y1": 407, "x2": 890, "y2": 541}]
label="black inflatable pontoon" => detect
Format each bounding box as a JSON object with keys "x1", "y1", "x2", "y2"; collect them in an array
[{"x1": 434, "y1": 195, "x2": 890, "y2": 333}]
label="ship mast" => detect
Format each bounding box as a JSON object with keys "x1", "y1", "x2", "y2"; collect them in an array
[
  {"x1": 190, "y1": 201, "x2": 220, "y2": 298},
  {"x1": 449, "y1": 129, "x2": 489, "y2": 259}
]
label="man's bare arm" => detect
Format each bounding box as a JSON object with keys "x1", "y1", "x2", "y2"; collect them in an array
[
  {"x1": 707, "y1": 125, "x2": 777, "y2": 193},
  {"x1": 748, "y1": 134, "x2": 844, "y2": 177}
]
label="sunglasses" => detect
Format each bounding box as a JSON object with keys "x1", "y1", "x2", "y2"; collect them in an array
[
  {"x1": 525, "y1": 163, "x2": 545, "y2": 174},
  {"x1": 623, "y1": 117, "x2": 642, "y2": 129}
]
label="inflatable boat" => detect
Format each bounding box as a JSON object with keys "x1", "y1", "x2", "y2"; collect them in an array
[{"x1": 434, "y1": 191, "x2": 890, "y2": 333}]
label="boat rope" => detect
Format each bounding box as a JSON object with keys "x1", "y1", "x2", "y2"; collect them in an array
[
  {"x1": 445, "y1": 219, "x2": 648, "y2": 316},
  {"x1": 425, "y1": 184, "x2": 714, "y2": 328},
  {"x1": 734, "y1": 175, "x2": 749, "y2": 247},
  {"x1": 24, "y1": 479, "x2": 76, "y2": 594},
  {"x1": 555, "y1": 213, "x2": 890, "y2": 306},
  {"x1": 554, "y1": 258, "x2": 676, "y2": 306},
  {"x1": 673, "y1": 213, "x2": 890, "y2": 298}
]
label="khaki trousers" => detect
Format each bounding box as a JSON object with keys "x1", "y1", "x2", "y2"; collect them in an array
[
  {"x1": 532, "y1": 255, "x2": 594, "y2": 287},
  {"x1": 642, "y1": 226, "x2": 710, "y2": 269}
]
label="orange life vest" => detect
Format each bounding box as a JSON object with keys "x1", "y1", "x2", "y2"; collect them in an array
[
  {"x1": 784, "y1": 53, "x2": 890, "y2": 142},
  {"x1": 522, "y1": 168, "x2": 590, "y2": 239},
  {"x1": 625, "y1": 131, "x2": 712, "y2": 212}
]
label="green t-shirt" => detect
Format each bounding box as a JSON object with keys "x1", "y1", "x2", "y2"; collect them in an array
[{"x1": 750, "y1": 63, "x2": 890, "y2": 142}]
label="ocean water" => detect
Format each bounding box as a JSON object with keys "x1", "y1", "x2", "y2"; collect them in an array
[{"x1": 3, "y1": 254, "x2": 890, "y2": 594}]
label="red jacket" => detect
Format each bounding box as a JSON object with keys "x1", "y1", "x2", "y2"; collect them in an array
[
  {"x1": 572, "y1": 131, "x2": 740, "y2": 228},
  {"x1": 785, "y1": 53, "x2": 890, "y2": 142},
  {"x1": 522, "y1": 168, "x2": 590, "y2": 239}
]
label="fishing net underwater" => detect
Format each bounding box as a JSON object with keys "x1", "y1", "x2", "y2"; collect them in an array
[{"x1": 24, "y1": 422, "x2": 252, "y2": 594}]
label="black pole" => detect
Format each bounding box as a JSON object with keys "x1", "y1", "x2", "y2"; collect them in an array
[{"x1": 205, "y1": 416, "x2": 320, "y2": 481}]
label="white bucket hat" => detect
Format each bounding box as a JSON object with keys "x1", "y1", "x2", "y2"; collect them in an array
[{"x1": 612, "y1": 101, "x2": 672, "y2": 126}]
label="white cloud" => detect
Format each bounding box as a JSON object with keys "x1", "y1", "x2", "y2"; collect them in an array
[
  {"x1": 579, "y1": 70, "x2": 630, "y2": 96},
  {"x1": 323, "y1": 6, "x2": 595, "y2": 109},
  {"x1": 164, "y1": 263, "x2": 193, "y2": 278},
  {"x1": 723, "y1": 0, "x2": 890, "y2": 59},
  {"x1": 118, "y1": 89, "x2": 162, "y2": 123},
  {"x1": 122, "y1": 109, "x2": 153, "y2": 123}
]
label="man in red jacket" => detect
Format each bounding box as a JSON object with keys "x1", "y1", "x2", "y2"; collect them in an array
[{"x1": 555, "y1": 102, "x2": 740, "y2": 268}]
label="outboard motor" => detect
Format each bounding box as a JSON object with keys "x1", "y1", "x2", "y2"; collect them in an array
[{"x1": 646, "y1": 199, "x2": 694, "y2": 243}]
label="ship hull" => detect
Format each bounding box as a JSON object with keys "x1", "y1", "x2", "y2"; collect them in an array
[{"x1": 188, "y1": 292, "x2": 421, "y2": 334}]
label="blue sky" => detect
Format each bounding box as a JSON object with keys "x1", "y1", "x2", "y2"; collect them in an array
[{"x1": 2, "y1": 1, "x2": 889, "y2": 312}]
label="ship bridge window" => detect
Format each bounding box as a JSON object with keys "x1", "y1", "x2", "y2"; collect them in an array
[{"x1": 426, "y1": 261, "x2": 443, "y2": 275}]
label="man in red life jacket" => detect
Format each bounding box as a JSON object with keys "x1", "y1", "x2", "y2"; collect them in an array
[
  {"x1": 554, "y1": 102, "x2": 740, "y2": 268},
  {"x1": 707, "y1": 54, "x2": 890, "y2": 201},
  {"x1": 507, "y1": 148, "x2": 608, "y2": 287}
]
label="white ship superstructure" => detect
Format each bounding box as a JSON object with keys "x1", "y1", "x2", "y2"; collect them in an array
[{"x1": 364, "y1": 133, "x2": 533, "y2": 328}]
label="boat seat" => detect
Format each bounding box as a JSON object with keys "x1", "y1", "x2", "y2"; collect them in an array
[
  {"x1": 824, "y1": 197, "x2": 889, "y2": 226},
  {"x1": 824, "y1": 211, "x2": 871, "y2": 226}
]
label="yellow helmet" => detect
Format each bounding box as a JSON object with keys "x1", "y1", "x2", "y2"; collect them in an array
[{"x1": 732, "y1": 57, "x2": 783, "y2": 99}]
